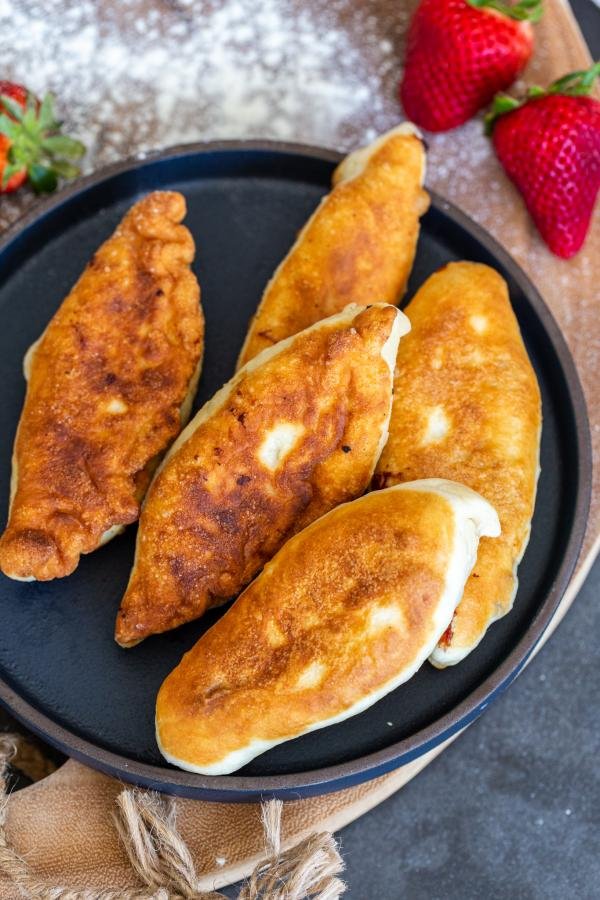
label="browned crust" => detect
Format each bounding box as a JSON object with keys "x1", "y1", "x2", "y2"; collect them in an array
[
  {"x1": 374, "y1": 261, "x2": 541, "y2": 661},
  {"x1": 0, "y1": 191, "x2": 204, "y2": 581},
  {"x1": 115, "y1": 304, "x2": 400, "y2": 647},
  {"x1": 237, "y1": 127, "x2": 428, "y2": 367},
  {"x1": 156, "y1": 488, "x2": 456, "y2": 772}
]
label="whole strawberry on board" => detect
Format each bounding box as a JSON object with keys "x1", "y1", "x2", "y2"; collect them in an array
[
  {"x1": 487, "y1": 63, "x2": 600, "y2": 259},
  {"x1": 400, "y1": 0, "x2": 542, "y2": 132},
  {"x1": 0, "y1": 81, "x2": 85, "y2": 194}
]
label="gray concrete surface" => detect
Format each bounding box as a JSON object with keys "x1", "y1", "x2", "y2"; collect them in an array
[
  {"x1": 221, "y1": 557, "x2": 600, "y2": 900},
  {"x1": 329, "y1": 556, "x2": 600, "y2": 899}
]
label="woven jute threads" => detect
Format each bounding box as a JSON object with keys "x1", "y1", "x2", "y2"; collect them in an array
[{"x1": 0, "y1": 733, "x2": 345, "y2": 899}]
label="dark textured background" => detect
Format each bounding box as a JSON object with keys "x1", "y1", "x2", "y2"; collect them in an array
[{"x1": 309, "y1": 560, "x2": 600, "y2": 899}]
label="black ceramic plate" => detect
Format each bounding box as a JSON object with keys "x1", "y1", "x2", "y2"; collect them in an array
[{"x1": 0, "y1": 142, "x2": 591, "y2": 801}]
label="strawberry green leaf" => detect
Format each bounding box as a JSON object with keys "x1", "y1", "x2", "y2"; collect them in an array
[
  {"x1": 0, "y1": 114, "x2": 19, "y2": 140},
  {"x1": 48, "y1": 159, "x2": 81, "y2": 179},
  {"x1": 27, "y1": 163, "x2": 57, "y2": 194},
  {"x1": 0, "y1": 88, "x2": 85, "y2": 194},
  {"x1": 0, "y1": 95, "x2": 24, "y2": 121},
  {"x1": 484, "y1": 94, "x2": 521, "y2": 134},
  {"x1": 38, "y1": 93, "x2": 57, "y2": 131},
  {"x1": 548, "y1": 61, "x2": 600, "y2": 96},
  {"x1": 467, "y1": 0, "x2": 543, "y2": 23},
  {"x1": 485, "y1": 60, "x2": 600, "y2": 136},
  {"x1": 42, "y1": 134, "x2": 86, "y2": 158},
  {"x1": 21, "y1": 106, "x2": 40, "y2": 134},
  {"x1": 1, "y1": 161, "x2": 23, "y2": 188}
]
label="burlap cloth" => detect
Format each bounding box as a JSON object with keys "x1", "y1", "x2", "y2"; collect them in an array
[{"x1": 0, "y1": 0, "x2": 598, "y2": 895}]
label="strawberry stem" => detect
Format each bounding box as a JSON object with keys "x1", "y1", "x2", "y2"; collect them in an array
[
  {"x1": 467, "y1": 0, "x2": 543, "y2": 23},
  {"x1": 484, "y1": 60, "x2": 600, "y2": 134},
  {"x1": 0, "y1": 90, "x2": 85, "y2": 194},
  {"x1": 0, "y1": 95, "x2": 24, "y2": 122},
  {"x1": 547, "y1": 61, "x2": 600, "y2": 96},
  {"x1": 484, "y1": 95, "x2": 521, "y2": 135}
]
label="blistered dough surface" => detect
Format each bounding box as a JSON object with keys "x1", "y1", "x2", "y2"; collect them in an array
[{"x1": 0, "y1": 192, "x2": 204, "y2": 581}]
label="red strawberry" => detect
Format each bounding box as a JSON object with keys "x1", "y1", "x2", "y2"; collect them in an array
[
  {"x1": 400, "y1": 0, "x2": 541, "y2": 132},
  {"x1": 0, "y1": 82, "x2": 29, "y2": 193},
  {"x1": 0, "y1": 82, "x2": 85, "y2": 195},
  {"x1": 487, "y1": 64, "x2": 600, "y2": 259}
]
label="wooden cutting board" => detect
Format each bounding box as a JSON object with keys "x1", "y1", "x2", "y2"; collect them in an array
[{"x1": 0, "y1": 0, "x2": 598, "y2": 894}]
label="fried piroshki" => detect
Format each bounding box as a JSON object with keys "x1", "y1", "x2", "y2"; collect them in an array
[
  {"x1": 0, "y1": 191, "x2": 204, "y2": 581},
  {"x1": 374, "y1": 261, "x2": 541, "y2": 666},
  {"x1": 115, "y1": 303, "x2": 408, "y2": 647},
  {"x1": 237, "y1": 124, "x2": 428, "y2": 367},
  {"x1": 156, "y1": 479, "x2": 499, "y2": 774}
]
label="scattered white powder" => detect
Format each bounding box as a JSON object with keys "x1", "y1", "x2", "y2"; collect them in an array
[
  {"x1": 0, "y1": 0, "x2": 410, "y2": 171},
  {"x1": 0, "y1": 0, "x2": 413, "y2": 229},
  {"x1": 0, "y1": 0, "x2": 564, "y2": 256}
]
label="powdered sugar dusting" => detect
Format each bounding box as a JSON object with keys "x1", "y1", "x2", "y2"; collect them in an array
[
  {"x1": 0, "y1": 0, "x2": 408, "y2": 168},
  {"x1": 0, "y1": 0, "x2": 415, "y2": 227},
  {"x1": 0, "y1": 0, "x2": 504, "y2": 236}
]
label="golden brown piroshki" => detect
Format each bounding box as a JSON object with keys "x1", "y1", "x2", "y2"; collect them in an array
[
  {"x1": 156, "y1": 479, "x2": 499, "y2": 774},
  {"x1": 115, "y1": 303, "x2": 408, "y2": 647},
  {"x1": 237, "y1": 124, "x2": 428, "y2": 367},
  {"x1": 0, "y1": 191, "x2": 204, "y2": 582},
  {"x1": 374, "y1": 261, "x2": 541, "y2": 666}
]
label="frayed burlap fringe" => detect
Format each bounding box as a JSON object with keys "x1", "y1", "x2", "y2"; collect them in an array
[{"x1": 0, "y1": 734, "x2": 345, "y2": 899}]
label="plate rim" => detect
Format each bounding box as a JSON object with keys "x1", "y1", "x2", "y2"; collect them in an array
[{"x1": 0, "y1": 139, "x2": 592, "y2": 801}]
